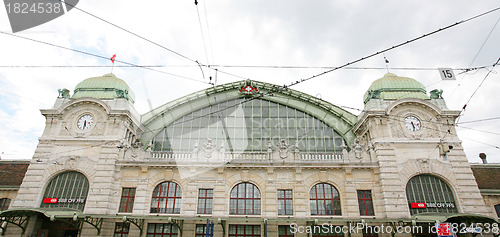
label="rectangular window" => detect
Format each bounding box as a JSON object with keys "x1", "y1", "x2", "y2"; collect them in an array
[
  {"x1": 279, "y1": 225, "x2": 294, "y2": 237},
  {"x1": 357, "y1": 190, "x2": 374, "y2": 216},
  {"x1": 195, "y1": 224, "x2": 207, "y2": 237},
  {"x1": 197, "y1": 189, "x2": 214, "y2": 214},
  {"x1": 278, "y1": 190, "x2": 293, "y2": 215},
  {"x1": 114, "y1": 223, "x2": 130, "y2": 237},
  {"x1": 229, "y1": 225, "x2": 260, "y2": 237},
  {"x1": 119, "y1": 188, "x2": 136, "y2": 213},
  {"x1": 0, "y1": 198, "x2": 11, "y2": 211},
  {"x1": 146, "y1": 223, "x2": 177, "y2": 237}
]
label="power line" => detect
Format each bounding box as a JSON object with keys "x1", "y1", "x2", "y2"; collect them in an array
[
  {"x1": 462, "y1": 137, "x2": 500, "y2": 149},
  {"x1": 140, "y1": 6, "x2": 500, "y2": 141},
  {"x1": 58, "y1": 0, "x2": 242, "y2": 83},
  {"x1": 195, "y1": 0, "x2": 211, "y2": 72},
  {"x1": 284, "y1": 6, "x2": 500, "y2": 89},
  {"x1": 1, "y1": 64, "x2": 494, "y2": 78},
  {"x1": 59, "y1": 0, "x2": 195, "y2": 63},
  {"x1": 0, "y1": 31, "x2": 212, "y2": 85},
  {"x1": 457, "y1": 116, "x2": 500, "y2": 124},
  {"x1": 202, "y1": 0, "x2": 215, "y2": 66},
  {"x1": 449, "y1": 14, "x2": 500, "y2": 98},
  {"x1": 456, "y1": 57, "x2": 500, "y2": 123},
  {"x1": 456, "y1": 124, "x2": 500, "y2": 136}
]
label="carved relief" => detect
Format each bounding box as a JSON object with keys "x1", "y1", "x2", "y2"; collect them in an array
[
  {"x1": 388, "y1": 102, "x2": 441, "y2": 140},
  {"x1": 59, "y1": 122, "x2": 72, "y2": 136},
  {"x1": 203, "y1": 139, "x2": 215, "y2": 158},
  {"x1": 353, "y1": 138, "x2": 363, "y2": 159},
  {"x1": 60, "y1": 103, "x2": 109, "y2": 138},
  {"x1": 278, "y1": 139, "x2": 289, "y2": 159}
]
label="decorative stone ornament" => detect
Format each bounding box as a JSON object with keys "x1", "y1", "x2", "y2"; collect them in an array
[
  {"x1": 278, "y1": 139, "x2": 289, "y2": 159},
  {"x1": 239, "y1": 80, "x2": 258, "y2": 95},
  {"x1": 203, "y1": 139, "x2": 215, "y2": 158},
  {"x1": 353, "y1": 138, "x2": 363, "y2": 159}
]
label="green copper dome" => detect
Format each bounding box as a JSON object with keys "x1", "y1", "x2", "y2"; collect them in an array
[
  {"x1": 363, "y1": 73, "x2": 428, "y2": 104},
  {"x1": 72, "y1": 73, "x2": 135, "y2": 103}
]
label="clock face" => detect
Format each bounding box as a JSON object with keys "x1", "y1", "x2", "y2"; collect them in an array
[
  {"x1": 77, "y1": 114, "x2": 94, "y2": 130},
  {"x1": 404, "y1": 116, "x2": 421, "y2": 132}
]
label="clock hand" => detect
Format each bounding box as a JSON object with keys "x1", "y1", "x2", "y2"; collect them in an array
[
  {"x1": 411, "y1": 121, "x2": 415, "y2": 131},
  {"x1": 83, "y1": 120, "x2": 86, "y2": 129}
]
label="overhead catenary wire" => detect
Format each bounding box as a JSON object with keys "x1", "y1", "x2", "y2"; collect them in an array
[
  {"x1": 457, "y1": 116, "x2": 500, "y2": 124},
  {"x1": 448, "y1": 14, "x2": 500, "y2": 99},
  {"x1": 141, "y1": 6, "x2": 500, "y2": 139},
  {"x1": 58, "y1": 0, "x2": 195, "y2": 63},
  {"x1": 284, "y1": 6, "x2": 500, "y2": 89},
  {"x1": 195, "y1": 0, "x2": 212, "y2": 77},
  {"x1": 57, "y1": 0, "x2": 244, "y2": 83},
  {"x1": 4, "y1": 3, "x2": 500, "y2": 154},
  {"x1": 456, "y1": 124, "x2": 500, "y2": 136},
  {"x1": 456, "y1": 57, "x2": 500, "y2": 124},
  {"x1": 202, "y1": 0, "x2": 216, "y2": 65},
  {"x1": 0, "y1": 31, "x2": 212, "y2": 85}
]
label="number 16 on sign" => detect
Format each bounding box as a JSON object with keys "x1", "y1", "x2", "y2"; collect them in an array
[{"x1": 438, "y1": 68, "x2": 456, "y2": 80}]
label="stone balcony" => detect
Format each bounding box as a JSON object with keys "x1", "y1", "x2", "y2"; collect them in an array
[
  {"x1": 149, "y1": 151, "x2": 344, "y2": 163},
  {"x1": 120, "y1": 138, "x2": 373, "y2": 164}
]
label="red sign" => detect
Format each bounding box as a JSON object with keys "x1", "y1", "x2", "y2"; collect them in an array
[
  {"x1": 437, "y1": 223, "x2": 452, "y2": 237},
  {"x1": 43, "y1": 198, "x2": 58, "y2": 203},
  {"x1": 410, "y1": 202, "x2": 426, "y2": 208},
  {"x1": 240, "y1": 85, "x2": 257, "y2": 93}
]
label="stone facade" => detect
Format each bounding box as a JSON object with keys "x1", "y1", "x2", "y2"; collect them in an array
[{"x1": 1, "y1": 74, "x2": 498, "y2": 237}]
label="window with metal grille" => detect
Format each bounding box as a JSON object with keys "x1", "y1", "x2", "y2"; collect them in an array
[
  {"x1": 230, "y1": 183, "x2": 261, "y2": 215},
  {"x1": 357, "y1": 190, "x2": 374, "y2": 216},
  {"x1": 119, "y1": 188, "x2": 136, "y2": 213},
  {"x1": 114, "y1": 222, "x2": 130, "y2": 237},
  {"x1": 278, "y1": 225, "x2": 294, "y2": 237},
  {"x1": 0, "y1": 198, "x2": 10, "y2": 211},
  {"x1": 146, "y1": 223, "x2": 178, "y2": 237},
  {"x1": 310, "y1": 183, "x2": 341, "y2": 215},
  {"x1": 278, "y1": 190, "x2": 293, "y2": 215},
  {"x1": 229, "y1": 225, "x2": 261, "y2": 237},
  {"x1": 406, "y1": 174, "x2": 457, "y2": 215},
  {"x1": 197, "y1": 189, "x2": 213, "y2": 214},
  {"x1": 40, "y1": 171, "x2": 89, "y2": 211},
  {"x1": 195, "y1": 224, "x2": 207, "y2": 237},
  {"x1": 150, "y1": 182, "x2": 182, "y2": 214}
]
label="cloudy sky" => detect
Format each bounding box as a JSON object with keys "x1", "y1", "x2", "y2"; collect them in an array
[{"x1": 0, "y1": 0, "x2": 499, "y2": 163}]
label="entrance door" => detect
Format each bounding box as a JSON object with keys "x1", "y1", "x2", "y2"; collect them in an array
[{"x1": 37, "y1": 217, "x2": 79, "y2": 237}]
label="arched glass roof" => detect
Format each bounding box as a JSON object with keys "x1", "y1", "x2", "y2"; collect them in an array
[
  {"x1": 141, "y1": 80, "x2": 357, "y2": 151},
  {"x1": 152, "y1": 98, "x2": 345, "y2": 152}
]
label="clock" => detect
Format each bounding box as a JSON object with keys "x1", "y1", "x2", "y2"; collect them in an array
[
  {"x1": 404, "y1": 116, "x2": 421, "y2": 132},
  {"x1": 77, "y1": 114, "x2": 94, "y2": 130}
]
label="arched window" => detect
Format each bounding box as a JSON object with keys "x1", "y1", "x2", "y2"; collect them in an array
[
  {"x1": 406, "y1": 174, "x2": 458, "y2": 215},
  {"x1": 40, "y1": 171, "x2": 89, "y2": 211},
  {"x1": 151, "y1": 181, "x2": 182, "y2": 214},
  {"x1": 230, "y1": 182, "x2": 261, "y2": 215},
  {"x1": 310, "y1": 183, "x2": 341, "y2": 215},
  {"x1": 152, "y1": 98, "x2": 346, "y2": 153},
  {"x1": 0, "y1": 198, "x2": 11, "y2": 211},
  {"x1": 495, "y1": 204, "x2": 500, "y2": 218}
]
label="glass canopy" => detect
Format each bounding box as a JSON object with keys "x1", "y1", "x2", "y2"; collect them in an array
[{"x1": 152, "y1": 98, "x2": 345, "y2": 153}]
